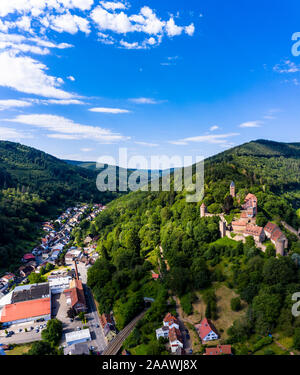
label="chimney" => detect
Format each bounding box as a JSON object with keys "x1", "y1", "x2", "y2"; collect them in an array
[{"x1": 74, "y1": 261, "x2": 79, "y2": 280}]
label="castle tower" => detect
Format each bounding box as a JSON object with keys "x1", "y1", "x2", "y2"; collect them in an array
[
  {"x1": 200, "y1": 203, "x2": 207, "y2": 218},
  {"x1": 230, "y1": 181, "x2": 236, "y2": 198},
  {"x1": 219, "y1": 219, "x2": 226, "y2": 238}
]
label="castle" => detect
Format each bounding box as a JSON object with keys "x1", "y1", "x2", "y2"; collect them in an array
[{"x1": 200, "y1": 182, "x2": 288, "y2": 256}]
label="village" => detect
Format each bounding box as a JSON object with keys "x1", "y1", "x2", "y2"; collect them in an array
[{"x1": 0, "y1": 203, "x2": 122, "y2": 355}]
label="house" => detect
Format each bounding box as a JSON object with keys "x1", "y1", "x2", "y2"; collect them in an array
[
  {"x1": 204, "y1": 345, "x2": 232, "y2": 356},
  {"x1": 163, "y1": 313, "x2": 180, "y2": 329},
  {"x1": 65, "y1": 343, "x2": 90, "y2": 355},
  {"x1": 264, "y1": 222, "x2": 288, "y2": 255},
  {"x1": 195, "y1": 318, "x2": 219, "y2": 342},
  {"x1": 168, "y1": 327, "x2": 183, "y2": 353},
  {"x1": 65, "y1": 329, "x2": 91, "y2": 346},
  {"x1": 242, "y1": 193, "x2": 258, "y2": 217},
  {"x1": 23, "y1": 253, "x2": 35, "y2": 263},
  {"x1": 19, "y1": 265, "x2": 35, "y2": 278},
  {"x1": 103, "y1": 323, "x2": 117, "y2": 342},
  {"x1": 156, "y1": 325, "x2": 170, "y2": 339},
  {"x1": 244, "y1": 224, "x2": 265, "y2": 242},
  {"x1": 100, "y1": 313, "x2": 113, "y2": 329},
  {"x1": 64, "y1": 279, "x2": 87, "y2": 314},
  {"x1": 0, "y1": 273, "x2": 15, "y2": 284},
  {"x1": 152, "y1": 273, "x2": 159, "y2": 280}
]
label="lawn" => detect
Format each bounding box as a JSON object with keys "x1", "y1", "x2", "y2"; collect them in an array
[{"x1": 6, "y1": 343, "x2": 33, "y2": 355}]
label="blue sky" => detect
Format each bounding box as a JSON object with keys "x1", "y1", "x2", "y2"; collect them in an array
[{"x1": 0, "y1": 0, "x2": 300, "y2": 167}]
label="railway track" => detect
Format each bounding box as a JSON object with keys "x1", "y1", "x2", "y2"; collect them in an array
[{"x1": 102, "y1": 309, "x2": 148, "y2": 355}]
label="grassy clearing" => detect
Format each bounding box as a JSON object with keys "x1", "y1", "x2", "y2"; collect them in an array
[{"x1": 6, "y1": 343, "x2": 33, "y2": 355}]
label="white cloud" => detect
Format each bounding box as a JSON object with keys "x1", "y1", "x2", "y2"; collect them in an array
[
  {"x1": 168, "y1": 140, "x2": 188, "y2": 146},
  {"x1": 80, "y1": 147, "x2": 93, "y2": 152},
  {"x1": 0, "y1": 0, "x2": 94, "y2": 17},
  {"x1": 134, "y1": 141, "x2": 159, "y2": 147},
  {"x1": 46, "y1": 12, "x2": 91, "y2": 34},
  {"x1": 171, "y1": 133, "x2": 240, "y2": 145},
  {"x1": 185, "y1": 23, "x2": 195, "y2": 36},
  {"x1": 210, "y1": 125, "x2": 219, "y2": 131},
  {"x1": 89, "y1": 107, "x2": 131, "y2": 113},
  {"x1": 273, "y1": 60, "x2": 300, "y2": 74},
  {"x1": 0, "y1": 126, "x2": 32, "y2": 140},
  {"x1": 91, "y1": 7, "x2": 133, "y2": 34},
  {"x1": 100, "y1": 1, "x2": 127, "y2": 11},
  {"x1": 239, "y1": 121, "x2": 263, "y2": 128},
  {"x1": 67, "y1": 75, "x2": 75, "y2": 81},
  {"x1": 165, "y1": 18, "x2": 183, "y2": 37},
  {"x1": 0, "y1": 51, "x2": 74, "y2": 99},
  {"x1": 6, "y1": 113, "x2": 130, "y2": 142},
  {"x1": 129, "y1": 97, "x2": 160, "y2": 104},
  {"x1": 0, "y1": 99, "x2": 32, "y2": 111},
  {"x1": 44, "y1": 99, "x2": 85, "y2": 105}
]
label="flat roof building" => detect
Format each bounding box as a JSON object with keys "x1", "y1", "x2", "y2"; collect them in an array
[
  {"x1": 65, "y1": 329, "x2": 91, "y2": 346},
  {"x1": 11, "y1": 283, "x2": 50, "y2": 304}
]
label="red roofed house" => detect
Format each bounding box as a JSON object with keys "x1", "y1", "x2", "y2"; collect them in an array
[
  {"x1": 264, "y1": 222, "x2": 288, "y2": 256},
  {"x1": 152, "y1": 273, "x2": 159, "y2": 280},
  {"x1": 204, "y1": 345, "x2": 232, "y2": 356},
  {"x1": 168, "y1": 327, "x2": 183, "y2": 353},
  {"x1": 0, "y1": 273, "x2": 15, "y2": 284},
  {"x1": 195, "y1": 318, "x2": 219, "y2": 342},
  {"x1": 100, "y1": 313, "x2": 113, "y2": 329},
  {"x1": 0, "y1": 298, "x2": 51, "y2": 326},
  {"x1": 163, "y1": 313, "x2": 180, "y2": 329},
  {"x1": 23, "y1": 253, "x2": 35, "y2": 262},
  {"x1": 244, "y1": 224, "x2": 265, "y2": 242},
  {"x1": 64, "y1": 279, "x2": 87, "y2": 314}
]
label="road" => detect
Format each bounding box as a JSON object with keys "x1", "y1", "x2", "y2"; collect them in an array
[{"x1": 76, "y1": 261, "x2": 107, "y2": 353}]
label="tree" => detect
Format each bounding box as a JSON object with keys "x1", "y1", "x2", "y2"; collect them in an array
[
  {"x1": 265, "y1": 244, "x2": 276, "y2": 258},
  {"x1": 231, "y1": 297, "x2": 242, "y2": 312},
  {"x1": 41, "y1": 319, "x2": 63, "y2": 346},
  {"x1": 293, "y1": 328, "x2": 300, "y2": 350},
  {"x1": 28, "y1": 272, "x2": 46, "y2": 284},
  {"x1": 27, "y1": 341, "x2": 58, "y2": 355},
  {"x1": 223, "y1": 195, "x2": 234, "y2": 214}
]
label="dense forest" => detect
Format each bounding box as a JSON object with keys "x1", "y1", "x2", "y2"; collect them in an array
[
  {"x1": 82, "y1": 139, "x2": 300, "y2": 355},
  {"x1": 0, "y1": 140, "x2": 119, "y2": 273}
]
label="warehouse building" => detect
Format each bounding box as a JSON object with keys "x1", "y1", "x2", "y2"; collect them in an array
[{"x1": 65, "y1": 329, "x2": 91, "y2": 346}]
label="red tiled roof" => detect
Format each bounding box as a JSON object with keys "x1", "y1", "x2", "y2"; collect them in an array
[
  {"x1": 245, "y1": 224, "x2": 264, "y2": 236},
  {"x1": 271, "y1": 228, "x2": 285, "y2": 242},
  {"x1": 232, "y1": 220, "x2": 247, "y2": 227},
  {"x1": 23, "y1": 254, "x2": 35, "y2": 260},
  {"x1": 168, "y1": 327, "x2": 182, "y2": 343},
  {"x1": 0, "y1": 298, "x2": 51, "y2": 323},
  {"x1": 205, "y1": 345, "x2": 232, "y2": 356},
  {"x1": 264, "y1": 222, "x2": 278, "y2": 234},
  {"x1": 195, "y1": 318, "x2": 217, "y2": 340},
  {"x1": 163, "y1": 313, "x2": 178, "y2": 326},
  {"x1": 64, "y1": 279, "x2": 86, "y2": 309}
]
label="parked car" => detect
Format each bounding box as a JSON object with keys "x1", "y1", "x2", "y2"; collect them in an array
[
  {"x1": 77, "y1": 327, "x2": 81, "y2": 331},
  {"x1": 18, "y1": 328, "x2": 22, "y2": 333}
]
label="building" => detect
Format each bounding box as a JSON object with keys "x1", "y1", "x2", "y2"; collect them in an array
[
  {"x1": 244, "y1": 224, "x2": 265, "y2": 242},
  {"x1": 230, "y1": 181, "x2": 236, "y2": 198},
  {"x1": 264, "y1": 222, "x2": 288, "y2": 255},
  {"x1": 242, "y1": 193, "x2": 258, "y2": 218},
  {"x1": 64, "y1": 343, "x2": 90, "y2": 355},
  {"x1": 100, "y1": 313, "x2": 113, "y2": 329},
  {"x1": 65, "y1": 328, "x2": 91, "y2": 346},
  {"x1": 156, "y1": 325, "x2": 170, "y2": 339},
  {"x1": 48, "y1": 276, "x2": 71, "y2": 295},
  {"x1": 0, "y1": 297, "x2": 51, "y2": 326},
  {"x1": 169, "y1": 327, "x2": 183, "y2": 353},
  {"x1": 204, "y1": 345, "x2": 232, "y2": 356},
  {"x1": 19, "y1": 265, "x2": 35, "y2": 278},
  {"x1": 200, "y1": 203, "x2": 207, "y2": 218},
  {"x1": 0, "y1": 273, "x2": 15, "y2": 284},
  {"x1": 65, "y1": 249, "x2": 82, "y2": 264},
  {"x1": 103, "y1": 323, "x2": 117, "y2": 342},
  {"x1": 11, "y1": 283, "x2": 50, "y2": 304},
  {"x1": 163, "y1": 313, "x2": 180, "y2": 329},
  {"x1": 195, "y1": 318, "x2": 219, "y2": 342},
  {"x1": 64, "y1": 279, "x2": 87, "y2": 314},
  {"x1": 23, "y1": 253, "x2": 35, "y2": 263}
]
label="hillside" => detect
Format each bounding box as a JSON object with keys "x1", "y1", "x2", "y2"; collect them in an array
[
  {"x1": 81, "y1": 139, "x2": 300, "y2": 355},
  {"x1": 0, "y1": 140, "x2": 119, "y2": 273}
]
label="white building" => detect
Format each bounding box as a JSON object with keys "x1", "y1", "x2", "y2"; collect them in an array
[
  {"x1": 65, "y1": 329, "x2": 91, "y2": 346},
  {"x1": 48, "y1": 276, "x2": 71, "y2": 294}
]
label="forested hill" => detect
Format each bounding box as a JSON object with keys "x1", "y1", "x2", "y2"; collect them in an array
[
  {"x1": 0, "y1": 141, "x2": 118, "y2": 205},
  {"x1": 82, "y1": 139, "x2": 300, "y2": 355},
  {"x1": 204, "y1": 139, "x2": 300, "y2": 210},
  {"x1": 0, "y1": 140, "x2": 118, "y2": 272}
]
